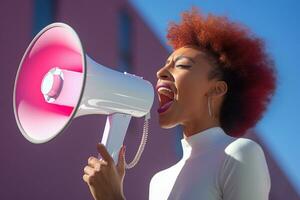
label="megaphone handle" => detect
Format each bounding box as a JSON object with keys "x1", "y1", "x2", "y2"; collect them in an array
[{"x1": 100, "y1": 113, "x2": 132, "y2": 163}]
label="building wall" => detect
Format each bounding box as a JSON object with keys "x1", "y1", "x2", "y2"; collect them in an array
[{"x1": 0, "y1": 0, "x2": 298, "y2": 199}]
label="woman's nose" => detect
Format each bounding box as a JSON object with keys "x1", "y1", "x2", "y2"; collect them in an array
[{"x1": 156, "y1": 66, "x2": 171, "y2": 80}]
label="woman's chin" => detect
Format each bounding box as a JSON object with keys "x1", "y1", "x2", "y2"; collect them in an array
[
  {"x1": 157, "y1": 101, "x2": 179, "y2": 129},
  {"x1": 158, "y1": 113, "x2": 178, "y2": 129},
  {"x1": 159, "y1": 121, "x2": 177, "y2": 129}
]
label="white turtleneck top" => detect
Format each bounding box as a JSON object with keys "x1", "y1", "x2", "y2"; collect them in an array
[{"x1": 149, "y1": 127, "x2": 271, "y2": 200}]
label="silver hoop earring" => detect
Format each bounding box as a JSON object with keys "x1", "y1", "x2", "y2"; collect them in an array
[{"x1": 208, "y1": 96, "x2": 212, "y2": 118}]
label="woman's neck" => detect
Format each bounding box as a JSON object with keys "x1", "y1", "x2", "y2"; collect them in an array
[{"x1": 183, "y1": 120, "x2": 220, "y2": 138}]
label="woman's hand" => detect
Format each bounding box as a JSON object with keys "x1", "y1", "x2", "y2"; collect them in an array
[{"x1": 83, "y1": 143, "x2": 126, "y2": 200}]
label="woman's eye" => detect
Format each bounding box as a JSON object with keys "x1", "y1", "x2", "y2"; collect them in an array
[{"x1": 175, "y1": 64, "x2": 191, "y2": 69}]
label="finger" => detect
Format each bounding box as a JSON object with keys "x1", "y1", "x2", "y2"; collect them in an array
[
  {"x1": 87, "y1": 156, "x2": 99, "y2": 168},
  {"x1": 84, "y1": 165, "x2": 95, "y2": 175},
  {"x1": 98, "y1": 159, "x2": 108, "y2": 166},
  {"x1": 82, "y1": 174, "x2": 91, "y2": 185},
  {"x1": 97, "y1": 143, "x2": 114, "y2": 165},
  {"x1": 82, "y1": 174, "x2": 89, "y2": 183},
  {"x1": 87, "y1": 156, "x2": 108, "y2": 168},
  {"x1": 117, "y1": 145, "x2": 126, "y2": 177},
  {"x1": 88, "y1": 156, "x2": 108, "y2": 165},
  {"x1": 82, "y1": 174, "x2": 94, "y2": 185}
]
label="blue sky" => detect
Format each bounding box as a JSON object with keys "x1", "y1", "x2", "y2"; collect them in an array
[{"x1": 130, "y1": 0, "x2": 300, "y2": 194}]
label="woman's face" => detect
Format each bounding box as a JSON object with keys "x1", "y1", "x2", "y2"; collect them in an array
[{"x1": 156, "y1": 46, "x2": 221, "y2": 131}]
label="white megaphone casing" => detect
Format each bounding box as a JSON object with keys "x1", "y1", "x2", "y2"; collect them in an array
[{"x1": 13, "y1": 23, "x2": 154, "y2": 164}]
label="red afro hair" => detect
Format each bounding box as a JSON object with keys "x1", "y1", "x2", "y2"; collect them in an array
[{"x1": 167, "y1": 8, "x2": 277, "y2": 137}]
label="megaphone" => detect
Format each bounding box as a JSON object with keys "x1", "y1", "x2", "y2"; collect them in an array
[{"x1": 13, "y1": 23, "x2": 154, "y2": 167}]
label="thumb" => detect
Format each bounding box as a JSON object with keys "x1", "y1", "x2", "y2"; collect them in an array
[
  {"x1": 116, "y1": 145, "x2": 126, "y2": 178},
  {"x1": 97, "y1": 143, "x2": 114, "y2": 165}
]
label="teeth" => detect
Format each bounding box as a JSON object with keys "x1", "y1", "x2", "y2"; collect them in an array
[
  {"x1": 158, "y1": 87, "x2": 172, "y2": 93},
  {"x1": 157, "y1": 87, "x2": 174, "y2": 100}
]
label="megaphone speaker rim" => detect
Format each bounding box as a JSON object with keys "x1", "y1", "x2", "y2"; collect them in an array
[{"x1": 13, "y1": 22, "x2": 87, "y2": 144}]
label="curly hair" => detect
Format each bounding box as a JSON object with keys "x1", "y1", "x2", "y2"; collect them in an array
[{"x1": 167, "y1": 8, "x2": 277, "y2": 137}]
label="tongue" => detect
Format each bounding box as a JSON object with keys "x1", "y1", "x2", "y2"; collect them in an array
[
  {"x1": 160, "y1": 101, "x2": 173, "y2": 109},
  {"x1": 160, "y1": 94, "x2": 173, "y2": 107},
  {"x1": 158, "y1": 93, "x2": 174, "y2": 113},
  {"x1": 158, "y1": 100, "x2": 173, "y2": 113}
]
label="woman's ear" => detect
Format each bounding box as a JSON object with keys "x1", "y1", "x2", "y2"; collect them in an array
[{"x1": 212, "y1": 81, "x2": 228, "y2": 97}]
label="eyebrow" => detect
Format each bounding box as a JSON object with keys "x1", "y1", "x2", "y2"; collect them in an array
[{"x1": 174, "y1": 55, "x2": 195, "y2": 64}]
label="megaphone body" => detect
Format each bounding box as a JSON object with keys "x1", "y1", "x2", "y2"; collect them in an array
[{"x1": 13, "y1": 23, "x2": 154, "y2": 164}]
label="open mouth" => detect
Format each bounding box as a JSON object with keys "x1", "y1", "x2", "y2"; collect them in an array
[{"x1": 157, "y1": 85, "x2": 175, "y2": 114}]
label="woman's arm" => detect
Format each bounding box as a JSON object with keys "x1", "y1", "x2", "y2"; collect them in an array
[
  {"x1": 221, "y1": 139, "x2": 271, "y2": 200},
  {"x1": 83, "y1": 144, "x2": 126, "y2": 200}
]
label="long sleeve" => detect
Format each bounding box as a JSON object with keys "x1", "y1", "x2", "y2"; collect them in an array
[{"x1": 220, "y1": 138, "x2": 271, "y2": 200}]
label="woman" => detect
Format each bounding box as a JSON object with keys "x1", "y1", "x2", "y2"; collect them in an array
[{"x1": 82, "y1": 9, "x2": 276, "y2": 200}]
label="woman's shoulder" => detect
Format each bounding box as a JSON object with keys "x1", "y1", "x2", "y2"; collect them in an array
[
  {"x1": 221, "y1": 137, "x2": 270, "y2": 175},
  {"x1": 220, "y1": 137, "x2": 271, "y2": 199},
  {"x1": 224, "y1": 137, "x2": 265, "y2": 159}
]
